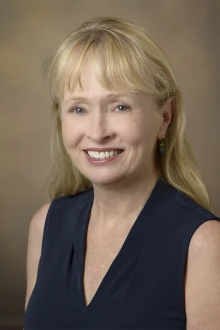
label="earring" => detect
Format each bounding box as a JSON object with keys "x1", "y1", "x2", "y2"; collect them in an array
[{"x1": 159, "y1": 135, "x2": 165, "y2": 155}]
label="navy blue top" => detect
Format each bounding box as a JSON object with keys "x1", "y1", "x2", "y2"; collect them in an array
[{"x1": 24, "y1": 179, "x2": 220, "y2": 329}]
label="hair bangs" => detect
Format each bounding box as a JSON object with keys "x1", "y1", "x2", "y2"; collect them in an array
[
  {"x1": 49, "y1": 31, "x2": 157, "y2": 103},
  {"x1": 51, "y1": 37, "x2": 94, "y2": 102},
  {"x1": 91, "y1": 35, "x2": 154, "y2": 94}
]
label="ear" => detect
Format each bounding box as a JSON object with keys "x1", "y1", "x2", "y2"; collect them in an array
[{"x1": 157, "y1": 98, "x2": 173, "y2": 139}]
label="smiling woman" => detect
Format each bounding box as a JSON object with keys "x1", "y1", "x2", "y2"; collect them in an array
[
  {"x1": 42, "y1": 17, "x2": 207, "y2": 207},
  {"x1": 24, "y1": 16, "x2": 220, "y2": 330},
  {"x1": 60, "y1": 65, "x2": 163, "y2": 186}
]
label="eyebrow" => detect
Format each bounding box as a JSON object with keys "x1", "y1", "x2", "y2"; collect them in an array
[{"x1": 62, "y1": 93, "x2": 132, "y2": 105}]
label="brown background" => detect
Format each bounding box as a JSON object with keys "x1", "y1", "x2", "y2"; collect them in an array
[{"x1": 0, "y1": 0, "x2": 219, "y2": 328}]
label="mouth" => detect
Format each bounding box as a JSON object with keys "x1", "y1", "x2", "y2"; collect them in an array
[{"x1": 84, "y1": 149, "x2": 124, "y2": 160}]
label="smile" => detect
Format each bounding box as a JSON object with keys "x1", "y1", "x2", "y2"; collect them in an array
[{"x1": 86, "y1": 150, "x2": 123, "y2": 159}]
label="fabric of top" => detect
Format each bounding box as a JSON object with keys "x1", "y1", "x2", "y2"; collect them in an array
[{"x1": 24, "y1": 179, "x2": 220, "y2": 330}]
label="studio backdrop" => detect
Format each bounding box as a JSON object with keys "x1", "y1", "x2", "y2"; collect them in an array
[{"x1": 0, "y1": 1, "x2": 219, "y2": 328}]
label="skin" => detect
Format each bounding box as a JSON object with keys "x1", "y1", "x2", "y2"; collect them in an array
[{"x1": 60, "y1": 60, "x2": 172, "y2": 231}]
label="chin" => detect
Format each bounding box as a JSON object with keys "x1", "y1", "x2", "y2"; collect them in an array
[
  {"x1": 86, "y1": 172, "x2": 125, "y2": 186},
  {"x1": 90, "y1": 177, "x2": 120, "y2": 186}
]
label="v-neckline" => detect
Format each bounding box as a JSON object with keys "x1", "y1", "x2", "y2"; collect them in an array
[{"x1": 78, "y1": 178, "x2": 167, "y2": 309}]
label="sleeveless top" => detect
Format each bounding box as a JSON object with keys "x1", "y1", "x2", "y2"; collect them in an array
[{"x1": 24, "y1": 179, "x2": 220, "y2": 329}]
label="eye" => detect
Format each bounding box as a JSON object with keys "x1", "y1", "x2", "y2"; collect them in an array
[
  {"x1": 115, "y1": 104, "x2": 131, "y2": 112},
  {"x1": 69, "y1": 106, "x2": 86, "y2": 115}
]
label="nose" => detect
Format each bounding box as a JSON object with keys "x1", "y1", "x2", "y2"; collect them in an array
[{"x1": 86, "y1": 112, "x2": 115, "y2": 143}]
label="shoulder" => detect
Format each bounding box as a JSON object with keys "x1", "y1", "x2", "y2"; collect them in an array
[
  {"x1": 185, "y1": 219, "x2": 220, "y2": 328},
  {"x1": 187, "y1": 219, "x2": 220, "y2": 269},
  {"x1": 28, "y1": 189, "x2": 93, "y2": 237},
  {"x1": 188, "y1": 219, "x2": 220, "y2": 253},
  {"x1": 48, "y1": 189, "x2": 94, "y2": 216},
  {"x1": 28, "y1": 203, "x2": 51, "y2": 236},
  {"x1": 173, "y1": 188, "x2": 210, "y2": 216},
  {"x1": 170, "y1": 187, "x2": 220, "y2": 225},
  {"x1": 25, "y1": 203, "x2": 51, "y2": 310}
]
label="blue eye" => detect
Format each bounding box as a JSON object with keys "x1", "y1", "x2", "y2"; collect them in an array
[
  {"x1": 116, "y1": 104, "x2": 130, "y2": 112},
  {"x1": 70, "y1": 106, "x2": 85, "y2": 115}
]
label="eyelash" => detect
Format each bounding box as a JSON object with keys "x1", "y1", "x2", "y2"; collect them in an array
[
  {"x1": 115, "y1": 104, "x2": 131, "y2": 112},
  {"x1": 69, "y1": 106, "x2": 85, "y2": 115},
  {"x1": 68, "y1": 103, "x2": 131, "y2": 114}
]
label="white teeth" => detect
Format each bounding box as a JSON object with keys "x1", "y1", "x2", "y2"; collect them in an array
[
  {"x1": 99, "y1": 152, "x2": 105, "y2": 159},
  {"x1": 94, "y1": 151, "x2": 99, "y2": 159},
  {"x1": 87, "y1": 150, "x2": 122, "y2": 159},
  {"x1": 88, "y1": 151, "x2": 94, "y2": 158}
]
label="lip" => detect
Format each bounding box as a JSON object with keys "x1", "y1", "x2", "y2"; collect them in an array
[
  {"x1": 84, "y1": 150, "x2": 124, "y2": 165},
  {"x1": 83, "y1": 148, "x2": 124, "y2": 152}
]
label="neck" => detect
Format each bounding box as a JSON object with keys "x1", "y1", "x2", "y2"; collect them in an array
[{"x1": 90, "y1": 171, "x2": 159, "y2": 230}]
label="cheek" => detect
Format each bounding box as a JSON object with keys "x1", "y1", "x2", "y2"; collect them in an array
[
  {"x1": 61, "y1": 119, "x2": 82, "y2": 148},
  {"x1": 118, "y1": 115, "x2": 158, "y2": 146}
]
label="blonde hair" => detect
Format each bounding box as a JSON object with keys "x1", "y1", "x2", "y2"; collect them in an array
[{"x1": 43, "y1": 16, "x2": 210, "y2": 210}]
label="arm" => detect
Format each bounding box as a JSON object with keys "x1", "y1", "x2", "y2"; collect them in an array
[
  {"x1": 185, "y1": 220, "x2": 220, "y2": 329},
  {"x1": 24, "y1": 203, "x2": 51, "y2": 311}
]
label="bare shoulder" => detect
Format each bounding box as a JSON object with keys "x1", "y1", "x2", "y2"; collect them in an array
[
  {"x1": 25, "y1": 202, "x2": 51, "y2": 311},
  {"x1": 29, "y1": 202, "x2": 51, "y2": 237},
  {"x1": 185, "y1": 220, "x2": 220, "y2": 329},
  {"x1": 188, "y1": 219, "x2": 220, "y2": 250}
]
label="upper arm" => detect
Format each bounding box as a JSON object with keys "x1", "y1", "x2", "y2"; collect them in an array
[
  {"x1": 185, "y1": 220, "x2": 220, "y2": 330},
  {"x1": 24, "y1": 202, "x2": 51, "y2": 311}
]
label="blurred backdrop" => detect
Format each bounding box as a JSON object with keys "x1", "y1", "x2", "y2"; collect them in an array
[{"x1": 0, "y1": 0, "x2": 220, "y2": 328}]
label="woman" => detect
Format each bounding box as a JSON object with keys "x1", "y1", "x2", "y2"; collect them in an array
[{"x1": 24, "y1": 17, "x2": 220, "y2": 329}]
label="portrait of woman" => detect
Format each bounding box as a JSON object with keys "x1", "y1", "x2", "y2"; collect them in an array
[{"x1": 24, "y1": 16, "x2": 220, "y2": 329}]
